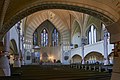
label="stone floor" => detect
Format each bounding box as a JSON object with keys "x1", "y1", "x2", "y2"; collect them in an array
[{"x1": 0, "y1": 65, "x2": 111, "y2": 80}]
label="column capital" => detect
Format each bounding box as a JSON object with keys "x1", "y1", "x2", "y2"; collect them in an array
[{"x1": 81, "y1": 37, "x2": 87, "y2": 45}]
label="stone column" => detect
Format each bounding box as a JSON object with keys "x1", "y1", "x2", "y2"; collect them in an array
[
  {"x1": 18, "y1": 23, "x2": 21, "y2": 67},
  {"x1": 21, "y1": 35, "x2": 24, "y2": 65},
  {"x1": 111, "y1": 42, "x2": 120, "y2": 80},
  {"x1": 81, "y1": 37, "x2": 87, "y2": 64},
  {"x1": 13, "y1": 54, "x2": 21, "y2": 67},
  {"x1": 81, "y1": 43, "x2": 85, "y2": 64},
  {"x1": 106, "y1": 19, "x2": 120, "y2": 80},
  {"x1": 5, "y1": 31, "x2": 10, "y2": 54},
  {"x1": 103, "y1": 29, "x2": 110, "y2": 65},
  {"x1": 0, "y1": 42, "x2": 10, "y2": 76},
  {"x1": 13, "y1": 22, "x2": 21, "y2": 67},
  {"x1": 5, "y1": 31, "x2": 11, "y2": 76}
]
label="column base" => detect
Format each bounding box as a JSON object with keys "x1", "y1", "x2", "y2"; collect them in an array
[
  {"x1": 3, "y1": 68, "x2": 10, "y2": 76},
  {"x1": 13, "y1": 60, "x2": 21, "y2": 67},
  {"x1": 0, "y1": 69, "x2": 5, "y2": 76},
  {"x1": 82, "y1": 60, "x2": 85, "y2": 64},
  {"x1": 104, "y1": 59, "x2": 110, "y2": 65},
  {"x1": 111, "y1": 57, "x2": 120, "y2": 80},
  {"x1": 0, "y1": 56, "x2": 11, "y2": 76}
]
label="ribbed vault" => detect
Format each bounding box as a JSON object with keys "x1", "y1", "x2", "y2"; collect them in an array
[
  {"x1": 25, "y1": 10, "x2": 70, "y2": 45},
  {"x1": 1, "y1": 0, "x2": 119, "y2": 40}
]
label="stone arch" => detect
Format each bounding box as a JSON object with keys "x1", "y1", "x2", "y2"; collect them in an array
[
  {"x1": 9, "y1": 39, "x2": 18, "y2": 64},
  {"x1": 71, "y1": 54, "x2": 82, "y2": 63},
  {"x1": 108, "y1": 52, "x2": 114, "y2": 64},
  {"x1": 33, "y1": 20, "x2": 61, "y2": 35},
  {"x1": 2, "y1": 1, "x2": 117, "y2": 39},
  {"x1": 71, "y1": 20, "x2": 81, "y2": 37},
  {"x1": 85, "y1": 23, "x2": 98, "y2": 32},
  {"x1": 25, "y1": 11, "x2": 70, "y2": 45},
  {"x1": 40, "y1": 27, "x2": 49, "y2": 35},
  {"x1": 84, "y1": 51, "x2": 104, "y2": 64},
  {"x1": 10, "y1": 39, "x2": 18, "y2": 54},
  {"x1": 85, "y1": 23, "x2": 98, "y2": 44},
  {"x1": 71, "y1": 20, "x2": 81, "y2": 47},
  {"x1": 85, "y1": 23, "x2": 100, "y2": 37},
  {"x1": 51, "y1": 27, "x2": 60, "y2": 46}
]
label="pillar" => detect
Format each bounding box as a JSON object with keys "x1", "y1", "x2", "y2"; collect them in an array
[
  {"x1": 13, "y1": 54, "x2": 21, "y2": 67},
  {"x1": 13, "y1": 22, "x2": 21, "y2": 67},
  {"x1": 5, "y1": 30, "x2": 10, "y2": 54},
  {"x1": 0, "y1": 42, "x2": 10, "y2": 76},
  {"x1": 21, "y1": 35, "x2": 24, "y2": 65},
  {"x1": 81, "y1": 43, "x2": 85, "y2": 64},
  {"x1": 105, "y1": 19, "x2": 120, "y2": 80},
  {"x1": 81, "y1": 37, "x2": 87, "y2": 64},
  {"x1": 103, "y1": 28, "x2": 110, "y2": 65},
  {"x1": 111, "y1": 42, "x2": 120, "y2": 80}
]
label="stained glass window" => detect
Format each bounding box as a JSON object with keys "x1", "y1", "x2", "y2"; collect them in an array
[
  {"x1": 41, "y1": 29, "x2": 48, "y2": 47},
  {"x1": 52, "y1": 28, "x2": 59, "y2": 46},
  {"x1": 33, "y1": 30, "x2": 38, "y2": 45}
]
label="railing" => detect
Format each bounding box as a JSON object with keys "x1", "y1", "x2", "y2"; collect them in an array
[
  {"x1": 70, "y1": 63, "x2": 113, "y2": 73},
  {"x1": 70, "y1": 40, "x2": 114, "y2": 57}
]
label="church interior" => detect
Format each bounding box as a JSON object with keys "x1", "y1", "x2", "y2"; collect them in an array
[{"x1": 0, "y1": 0, "x2": 120, "y2": 80}]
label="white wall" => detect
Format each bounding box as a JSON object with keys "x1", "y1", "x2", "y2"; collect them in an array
[
  {"x1": 40, "y1": 46, "x2": 61, "y2": 61},
  {"x1": 84, "y1": 41, "x2": 104, "y2": 56},
  {"x1": 70, "y1": 40, "x2": 114, "y2": 60},
  {"x1": 71, "y1": 47, "x2": 82, "y2": 57},
  {"x1": 72, "y1": 32, "x2": 81, "y2": 47},
  {"x1": 9, "y1": 25, "x2": 24, "y2": 54},
  {"x1": 24, "y1": 50, "x2": 32, "y2": 65},
  {"x1": 10, "y1": 26, "x2": 19, "y2": 53}
]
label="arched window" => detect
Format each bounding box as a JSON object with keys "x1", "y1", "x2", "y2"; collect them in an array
[
  {"x1": 41, "y1": 29, "x2": 48, "y2": 47},
  {"x1": 33, "y1": 30, "x2": 38, "y2": 45},
  {"x1": 52, "y1": 28, "x2": 59, "y2": 46},
  {"x1": 88, "y1": 25, "x2": 97, "y2": 44}
]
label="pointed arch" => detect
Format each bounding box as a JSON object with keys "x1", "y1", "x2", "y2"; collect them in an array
[
  {"x1": 41, "y1": 28, "x2": 48, "y2": 47},
  {"x1": 52, "y1": 28, "x2": 59, "y2": 46},
  {"x1": 71, "y1": 54, "x2": 82, "y2": 63},
  {"x1": 25, "y1": 11, "x2": 70, "y2": 47},
  {"x1": 86, "y1": 24, "x2": 97, "y2": 44},
  {"x1": 33, "y1": 30, "x2": 38, "y2": 45},
  {"x1": 10, "y1": 39, "x2": 18, "y2": 54},
  {"x1": 71, "y1": 20, "x2": 81, "y2": 37},
  {"x1": 71, "y1": 20, "x2": 81, "y2": 46},
  {"x1": 84, "y1": 51, "x2": 104, "y2": 64}
]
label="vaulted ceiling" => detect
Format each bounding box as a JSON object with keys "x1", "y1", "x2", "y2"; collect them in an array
[
  {"x1": 0, "y1": 0, "x2": 120, "y2": 43},
  {"x1": 24, "y1": 9, "x2": 91, "y2": 45}
]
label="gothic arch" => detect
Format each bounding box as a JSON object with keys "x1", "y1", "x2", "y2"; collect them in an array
[
  {"x1": 71, "y1": 20, "x2": 81, "y2": 37},
  {"x1": 84, "y1": 51, "x2": 104, "y2": 64},
  {"x1": 25, "y1": 11, "x2": 70, "y2": 46},
  {"x1": 71, "y1": 54, "x2": 82, "y2": 63},
  {"x1": 85, "y1": 23, "x2": 98, "y2": 33},
  {"x1": 10, "y1": 39, "x2": 18, "y2": 54},
  {"x1": 2, "y1": 0, "x2": 118, "y2": 39}
]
